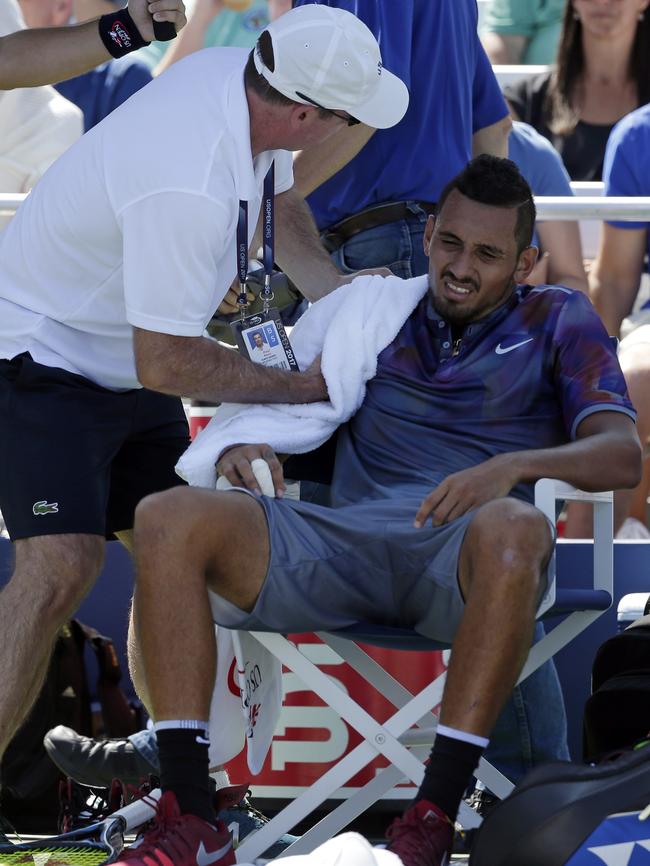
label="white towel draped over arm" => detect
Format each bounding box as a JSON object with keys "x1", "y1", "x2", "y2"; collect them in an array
[{"x1": 176, "y1": 273, "x2": 429, "y2": 488}]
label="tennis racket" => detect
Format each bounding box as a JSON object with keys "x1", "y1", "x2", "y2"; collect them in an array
[{"x1": 0, "y1": 788, "x2": 161, "y2": 866}]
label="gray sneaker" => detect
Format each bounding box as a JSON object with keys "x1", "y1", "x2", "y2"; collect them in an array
[
  {"x1": 43, "y1": 725, "x2": 158, "y2": 787},
  {"x1": 215, "y1": 784, "x2": 299, "y2": 858}
]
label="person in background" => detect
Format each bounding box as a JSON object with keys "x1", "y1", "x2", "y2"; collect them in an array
[
  {"x1": 579, "y1": 103, "x2": 650, "y2": 538},
  {"x1": 0, "y1": 0, "x2": 82, "y2": 231},
  {"x1": 504, "y1": 0, "x2": 650, "y2": 180},
  {"x1": 508, "y1": 120, "x2": 587, "y2": 292},
  {"x1": 18, "y1": 0, "x2": 152, "y2": 131},
  {"x1": 481, "y1": 0, "x2": 565, "y2": 65},
  {"x1": 0, "y1": 0, "x2": 184, "y2": 90},
  {"x1": 292, "y1": 0, "x2": 511, "y2": 281}
]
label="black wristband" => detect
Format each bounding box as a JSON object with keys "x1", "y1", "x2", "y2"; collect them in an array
[
  {"x1": 153, "y1": 20, "x2": 177, "y2": 41},
  {"x1": 98, "y1": 8, "x2": 150, "y2": 58}
]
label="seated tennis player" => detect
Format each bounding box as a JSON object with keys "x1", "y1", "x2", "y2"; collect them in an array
[{"x1": 120, "y1": 157, "x2": 641, "y2": 866}]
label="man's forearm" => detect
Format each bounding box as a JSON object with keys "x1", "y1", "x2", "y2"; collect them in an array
[
  {"x1": 480, "y1": 32, "x2": 526, "y2": 65},
  {"x1": 589, "y1": 274, "x2": 637, "y2": 337},
  {"x1": 135, "y1": 331, "x2": 326, "y2": 404},
  {"x1": 0, "y1": 21, "x2": 109, "y2": 89},
  {"x1": 506, "y1": 428, "x2": 641, "y2": 493},
  {"x1": 274, "y1": 187, "x2": 341, "y2": 302},
  {"x1": 472, "y1": 114, "x2": 512, "y2": 158}
]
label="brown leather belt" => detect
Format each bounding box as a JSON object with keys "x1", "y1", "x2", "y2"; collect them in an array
[{"x1": 320, "y1": 200, "x2": 437, "y2": 252}]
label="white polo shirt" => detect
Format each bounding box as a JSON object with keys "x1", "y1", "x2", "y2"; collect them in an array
[{"x1": 0, "y1": 48, "x2": 293, "y2": 390}]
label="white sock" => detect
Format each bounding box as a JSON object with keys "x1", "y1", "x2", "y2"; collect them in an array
[
  {"x1": 436, "y1": 723, "x2": 490, "y2": 749},
  {"x1": 153, "y1": 719, "x2": 210, "y2": 732}
]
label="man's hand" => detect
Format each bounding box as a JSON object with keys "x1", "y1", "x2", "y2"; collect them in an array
[
  {"x1": 128, "y1": 0, "x2": 187, "y2": 41},
  {"x1": 335, "y1": 267, "x2": 392, "y2": 288},
  {"x1": 414, "y1": 455, "x2": 519, "y2": 527},
  {"x1": 216, "y1": 283, "x2": 255, "y2": 316},
  {"x1": 217, "y1": 444, "x2": 286, "y2": 497}
]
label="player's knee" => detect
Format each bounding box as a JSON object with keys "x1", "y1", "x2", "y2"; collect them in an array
[
  {"x1": 134, "y1": 486, "x2": 206, "y2": 549},
  {"x1": 466, "y1": 498, "x2": 553, "y2": 587}
]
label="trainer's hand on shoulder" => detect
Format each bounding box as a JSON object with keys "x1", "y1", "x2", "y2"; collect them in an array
[
  {"x1": 129, "y1": 0, "x2": 187, "y2": 42},
  {"x1": 300, "y1": 354, "x2": 328, "y2": 402},
  {"x1": 414, "y1": 455, "x2": 520, "y2": 528},
  {"x1": 216, "y1": 443, "x2": 286, "y2": 498},
  {"x1": 335, "y1": 267, "x2": 393, "y2": 288}
]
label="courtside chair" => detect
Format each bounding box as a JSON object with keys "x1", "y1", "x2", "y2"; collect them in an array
[{"x1": 235, "y1": 479, "x2": 614, "y2": 862}]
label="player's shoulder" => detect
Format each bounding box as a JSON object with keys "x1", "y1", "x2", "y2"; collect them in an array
[{"x1": 517, "y1": 283, "x2": 597, "y2": 327}]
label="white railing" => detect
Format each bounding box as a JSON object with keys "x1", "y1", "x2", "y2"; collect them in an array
[
  {"x1": 0, "y1": 194, "x2": 27, "y2": 215},
  {"x1": 2, "y1": 192, "x2": 649, "y2": 221},
  {"x1": 535, "y1": 197, "x2": 650, "y2": 221},
  {"x1": 492, "y1": 64, "x2": 550, "y2": 89}
]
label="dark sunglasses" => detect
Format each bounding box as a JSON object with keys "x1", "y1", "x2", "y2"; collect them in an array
[{"x1": 295, "y1": 91, "x2": 361, "y2": 126}]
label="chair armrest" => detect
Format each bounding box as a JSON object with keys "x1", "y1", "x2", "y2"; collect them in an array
[{"x1": 534, "y1": 479, "x2": 613, "y2": 617}]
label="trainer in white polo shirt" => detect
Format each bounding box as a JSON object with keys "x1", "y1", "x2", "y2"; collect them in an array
[
  {"x1": 0, "y1": 4, "x2": 409, "y2": 814},
  {"x1": 0, "y1": 4, "x2": 408, "y2": 394}
]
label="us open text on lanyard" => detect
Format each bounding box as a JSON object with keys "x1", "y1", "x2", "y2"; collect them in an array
[{"x1": 230, "y1": 162, "x2": 299, "y2": 372}]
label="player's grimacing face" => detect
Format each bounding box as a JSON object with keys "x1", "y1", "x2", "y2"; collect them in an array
[{"x1": 424, "y1": 190, "x2": 526, "y2": 326}]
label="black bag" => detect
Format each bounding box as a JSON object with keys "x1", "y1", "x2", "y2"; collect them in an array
[
  {"x1": 583, "y1": 613, "x2": 650, "y2": 761},
  {"x1": 0, "y1": 619, "x2": 141, "y2": 831},
  {"x1": 469, "y1": 744, "x2": 650, "y2": 866}
]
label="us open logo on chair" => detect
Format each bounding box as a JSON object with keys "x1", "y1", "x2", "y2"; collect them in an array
[{"x1": 227, "y1": 633, "x2": 449, "y2": 800}]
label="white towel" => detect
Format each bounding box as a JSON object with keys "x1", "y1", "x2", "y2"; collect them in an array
[
  {"x1": 175, "y1": 273, "x2": 429, "y2": 488},
  {"x1": 238, "y1": 833, "x2": 403, "y2": 866}
]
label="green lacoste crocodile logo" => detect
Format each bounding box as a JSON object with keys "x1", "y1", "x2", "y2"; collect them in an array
[{"x1": 32, "y1": 500, "x2": 59, "y2": 516}]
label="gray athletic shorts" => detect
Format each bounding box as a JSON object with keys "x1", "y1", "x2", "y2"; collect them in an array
[{"x1": 208, "y1": 491, "x2": 483, "y2": 644}]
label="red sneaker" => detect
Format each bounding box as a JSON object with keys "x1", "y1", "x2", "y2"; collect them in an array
[
  {"x1": 114, "y1": 790, "x2": 235, "y2": 866},
  {"x1": 385, "y1": 799, "x2": 453, "y2": 866}
]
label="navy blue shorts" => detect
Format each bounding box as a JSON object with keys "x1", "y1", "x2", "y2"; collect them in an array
[{"x1": 0, "y1": 353, "x2": 190, "y2": 540}]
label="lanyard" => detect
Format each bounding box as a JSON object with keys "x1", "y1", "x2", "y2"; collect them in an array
[{"x1": 237, "y1": 161, "x2": 275, "y2": 322}]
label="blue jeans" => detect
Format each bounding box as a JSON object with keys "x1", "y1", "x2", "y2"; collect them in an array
[
  {"x1": 327, "y1": 202, "x2": 430, "y2": 279},
  {"x1": 128, "y1": 726, "x2": 159, "y2": 768},
  {"x1": 485, "y1": 621, "x2": 569, "y2": 783}
]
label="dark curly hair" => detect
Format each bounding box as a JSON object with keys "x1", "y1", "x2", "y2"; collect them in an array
[{"x1": 436, "y1": 156, "x2": 536, "y2": 254}]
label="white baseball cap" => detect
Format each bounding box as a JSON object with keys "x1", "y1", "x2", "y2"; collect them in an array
[{"x1": 253, "y1": 4, "x2": 409, "y2": 130}]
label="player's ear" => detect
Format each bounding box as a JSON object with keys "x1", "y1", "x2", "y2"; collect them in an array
[
  {"x1": 514, "y1": 245, "x2": 538, "y2": 283},
  {"x1": 423, "y1": 215, "x2": 436, "y2": 255}
]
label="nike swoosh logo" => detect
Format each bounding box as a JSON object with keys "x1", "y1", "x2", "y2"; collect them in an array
[
  {"x1": 196, "y1": 838, "x2": 233, "y2": 866},
  {"x1": 495, "y1": 338, "x2": 534, "y2": 355}
]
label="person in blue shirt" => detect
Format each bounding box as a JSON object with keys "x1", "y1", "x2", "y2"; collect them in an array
[
  {"x1": 55, "y1": 54, "x2": 152, "y2": 130},
  {"x1": 121, "y1": 156, "x2": 641, "y2": 866},
  {"x1": 291, "y1": 0, "x2": 512, "y2": 279},
  {"x1": 590, "y1": 104, "x2": 650, "y2": 339},
  {"x1": 588, "y1": 104, "x2": 650, "y2": 539},
  {"x1": 509, "y1": 120, "x2": 587, "y2": 293}
]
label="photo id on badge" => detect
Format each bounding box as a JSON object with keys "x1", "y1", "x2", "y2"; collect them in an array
[{"x1": 231, "y1": 308, "x2": 299, "y2": 372}]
